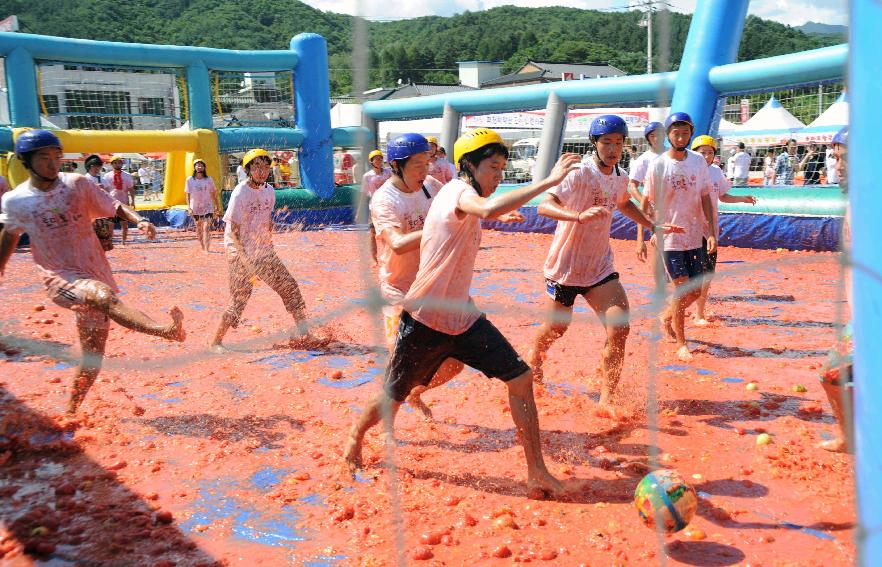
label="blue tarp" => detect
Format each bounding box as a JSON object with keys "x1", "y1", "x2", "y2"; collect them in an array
[{"x1": 482, "y1": 208, "x2": 842, "y2": 252}]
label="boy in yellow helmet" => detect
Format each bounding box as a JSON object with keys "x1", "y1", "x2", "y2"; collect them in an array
[
  {"x1": 209, "y1": 149, "x2": 310, "y2": 352},
  {"x1": 690, "y1": 135, "x2": 756, "y2": 325},
  {"x1": 344, "y1": 128, "x2": 581, "y2": 499}
]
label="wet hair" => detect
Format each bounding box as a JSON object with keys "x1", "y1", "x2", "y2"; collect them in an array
[
  {"x1": 457, "y1": 142, "x2": 509, "y2": 196},
  {"x1": 389, "y1": 154, "x2": 415, "y2": 178},
  {"x1": 738, "y1": 142, "x2": 745, "y2": 149},
  {"x1": 192, "y1": 161, "x2": 206, "y2": 178}
]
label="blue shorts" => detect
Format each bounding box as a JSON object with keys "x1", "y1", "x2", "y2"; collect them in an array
[
  {"x1": 663, "y1": 248, "x2": 706, "y2": 281},
  {"x1": 384, "y1": 311, "x2": 529, "y2": 402},
  {"x1": 545, "y1": 272, "x2": 620, "y2": 307}
]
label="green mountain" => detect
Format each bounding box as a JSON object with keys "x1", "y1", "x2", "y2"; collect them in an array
[{"x1": 0, "y1": 1, "x2": 843, "y2": 95}]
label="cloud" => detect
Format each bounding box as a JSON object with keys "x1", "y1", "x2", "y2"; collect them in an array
[{"x1": 302, "y1": 0, "x2": 848, "y2": 27}]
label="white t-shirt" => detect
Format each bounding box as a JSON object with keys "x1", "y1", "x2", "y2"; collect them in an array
[
  {"x1": 370, "y1": 177, "x2": 443, "y2": 304},
  {"x1": 705, "y1": 165, "x2": 731, "y2": 240},
  {"x1": 138, "y1": 167, "x2": 151, "y2": 183},
  {"x1": 185, "y1": 176, "x2": 218, "y2": 216},
  {"x1": 0, "y1": 174, "x2": 121, "y2": 291},
  {"x1": 544, "y1": 159, "x2": 628, "y2": 287},
  {"x1": 644, "y1": 150, "x2": 712, "y2": 251},
  {"x1": 628, "y1": 150, "x2": 662, "y2": 186},
  {"x1": 826, "y1": 149, "x2": 839, "y2": 184},
  {"x1": 361, "y1": 167, "x2": 392, "y2": 197},
  {"x1": 403, "y1": 179, "x2": 483, "y2": 335},
  {"x1": 223, "y1": 181, "x2": 275, "y2": 258},
  {"x1": 428, "y1": 159, "x2": 455, "y2": 185},
  {"x1": 732, "y1": 151, "x2": 751, "y2": 179},
  {"x1": 101, "y1": 170, "x2": 134, "y2": 203}
]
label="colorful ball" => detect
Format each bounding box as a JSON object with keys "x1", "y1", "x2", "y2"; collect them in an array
[{"x1": 634, "y1": 469, "x2": 698, "y2": 533}]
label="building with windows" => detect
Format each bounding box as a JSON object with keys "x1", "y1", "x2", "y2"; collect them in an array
[{"x1": 37, "y1": 63, "x2": 182, "y2": 130}]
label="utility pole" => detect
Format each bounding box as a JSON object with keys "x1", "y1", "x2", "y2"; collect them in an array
[
  {"x1": 635, "y1": 0, "x2": 671, "y2": 75},
  {"x1": 647, "y1": 4, "x2": 652, "y2": 74}
]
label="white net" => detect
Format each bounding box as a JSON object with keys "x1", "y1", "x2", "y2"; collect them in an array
[
  {"x1": 210, "y1": 70, "x2": 294, "y2": 129},
  {"x1": 36, "y1": 61, "x2": 186, "y2": 130}
]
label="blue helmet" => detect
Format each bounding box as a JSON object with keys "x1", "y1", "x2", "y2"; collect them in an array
[
  {"x1": 589, "y1": 115, "x2": 628, "y2": 141},
  {"x1": 386, "y1": 133, "x2": 431, "y2": 163},
  {"x1": 832, "y1": 127, "x2": 848, "y2": 147},
  {"x1": 664, "y1": 112, "x2": 694, "y2": 132},
  {"x1": 644, "y1": 121, "x2": 662, "y2": 139},
  {"x1": 15, "y1": 129, "x2": 62, "y2": 158}
]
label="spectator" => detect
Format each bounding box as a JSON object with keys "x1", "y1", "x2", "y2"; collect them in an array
[
  {"x1": 763, "y1": 149, "x2": 776, "y2": 185},
  {"x1": 102, "y1": 155, "x2": 136, "y2": 245},
  {"x1": 434, "y1": 147, "x2": 457, "y2": 183},
  {"x1": 825, "y1": 144, "x2": 839, "y2": 184},
  {"x1": 774, "y1": 139, "x2": 798, "y2": 185},
  {"x1": 272, "y1": 157, "x2": 283, "y2": 188},
  {"x1": 731, "y1": 142, "x2": 751, "y2": 186},
  {"x1": 799, "y1": 143, "x2": 824, "y2": 185},
  {"x1": 236, "y1": 159, "x2": 247, "y2": 184},
  {"x1": 138, "y1": 163, "x2": 153, "y2": 200}
]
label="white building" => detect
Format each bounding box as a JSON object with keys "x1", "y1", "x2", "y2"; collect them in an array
[{"x1": 37, "y1": 63, "x2": 182, "y2": 130}]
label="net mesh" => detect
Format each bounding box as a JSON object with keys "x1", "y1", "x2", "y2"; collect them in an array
[
  {"x1": 0, "y1": 57, "x2": 9, "y2": 126},
  {"x1": 36, "y1": 61, "x2": 186, "y2": 130},
  {"x1": 210, "y1": 70, "x2": 295, "y2": 129}
]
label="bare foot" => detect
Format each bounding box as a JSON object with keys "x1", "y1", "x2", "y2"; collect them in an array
[
  {"x1": 406, "y1": 388, "x2": 433, "y2": 420},
  {"x1": 817, "y1": 437, "x2": 848, "y2": 453},
  {"x1": 208, "y1": 343, "x2": 229, "y2": 354},
  {"x1": 168, "y1": 307, "x2": 186, "y2": 342},
  {"x1": 676, "y1": 344, "x2": 693, "y2": 361},
  {"x1": 342, "y1": 434, "x2": 364, "y2": 476},
  {"x1": 526, "y1": 470, "x2": 565, "y2": 500}
]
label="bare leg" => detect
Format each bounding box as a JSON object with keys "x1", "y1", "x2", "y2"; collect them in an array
[
  {"x1": 671, "y1": 278, "x2": 698, "y2": 361},
  {"x1": 505, "y1": 371, "x2": 563, "y2": 498},
  {"x1": 369, "y1": 225, "x2": 378, "y2": 264},
  {"x1": 195, "y1": 219, "x2": 206, "y2": 252},
  {"x1": 211, "y1": 257, "x2": 253, "y2": 352},
  {"x1": 202, "y1": 219, "x2": 212, "y2": 253},
  {"x1": 818, "y1": 378, "x2": 853, "y2": 453},
  {"x1": 343, "y1": 391, "x2": 402, "y2": 474},
  {"x1": 584, "y1": 279, "x2": 630, "y2": 407},
  {"x1": 120, "y1": 221, "x2": 128, "y2": 245},
  {"x1": 78, "y1": 280, "x2": 184, "y2": 341},
  {"x1": 404, "y1": 358, "x2": 464, "y2": 420},
  {"x1": 694, "y1": 275, "x2": 713, "y2": 326},
  {"x1": 67, "y1": 317, "x2": 109, "y2": 414},
  {"x1": 527, "y1": 296, "x2": 574, "y2": 383},
  {"x1": 107, "y1": 300, "x2": 185, "y2": 341}
]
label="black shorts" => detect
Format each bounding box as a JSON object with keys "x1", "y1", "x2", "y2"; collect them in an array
[
  {"x1": 193, "y1": 213, "x2": 213, "y2": 221},
  {"x1": 545, "y1": 272, "x2": 620, "y2": 307},
  {"x1": 663, "y1": 248, "x2": 706, "y2": 281},
  {"x1": 701, "y1": 238, "x2": 717, "y2": 273},
  {"x1": 384, "y1": 311, "x2": 529, "y2": 402}
]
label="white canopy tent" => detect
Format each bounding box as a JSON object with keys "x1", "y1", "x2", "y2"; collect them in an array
[
  {"x1": 720, "y1": 95, "x2": 805, "y2": 147},
  {"x1": 794, "y1": 91, "x2": 848, "y2": 144}
]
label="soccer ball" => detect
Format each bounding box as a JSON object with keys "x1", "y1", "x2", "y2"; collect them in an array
[{"x1": 634, "y1": 469, "x2": 698, "y2": 533}]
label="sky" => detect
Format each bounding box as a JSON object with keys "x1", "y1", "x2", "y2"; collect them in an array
[{"x1": 301, "y1": 0, "x2": 848, "y2": 27}]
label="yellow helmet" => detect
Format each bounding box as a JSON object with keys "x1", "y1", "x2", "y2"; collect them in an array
[
  {"x1": 691, "y1": 135, "x2": 717, "y2": 151},
  {"x1": 110, "y1": 155, "x2": 125, "y2": 163},
  {"x1": 193, "y1": 157, "x2": 206, "y2": 166},
  {"x1": 425, "y1": 136, "x2": 439, "y2": 145},
  {"x1": 368, "y1": 150, "x2": 383, "y2": 161},
  {"x1": 454, "y1": 128, "x2": 505, "y2": 167},
  {"x1": 242, "y1": 148, "x2": 270, "y2": 169}
]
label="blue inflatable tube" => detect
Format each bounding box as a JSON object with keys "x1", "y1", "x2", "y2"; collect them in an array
[{"x1": 0, "y1": 32, "x2": 299, "y2": 70}]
